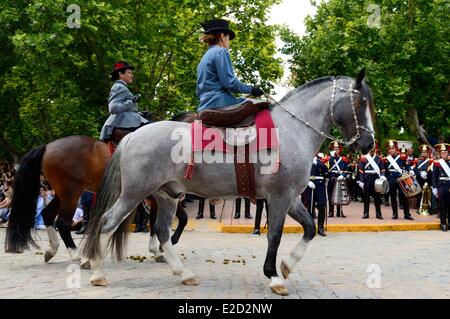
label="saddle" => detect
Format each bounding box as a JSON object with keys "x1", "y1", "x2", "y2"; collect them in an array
[
  {"x1": 196, "y1": 100, "x2": 270, "y2": 127},
  {"x1": 186, "y1": 101, "x2": 271, "y2": 202}
]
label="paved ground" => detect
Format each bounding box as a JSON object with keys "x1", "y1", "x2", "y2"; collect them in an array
[
  {"x1": 188, "y1": 199, "x2": 439, "y2": 227},
  {"x1": 0, "y1": 227, "x2": 448, "y2": 299}
]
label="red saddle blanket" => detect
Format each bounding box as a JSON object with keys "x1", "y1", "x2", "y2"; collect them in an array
[{"x1": 190, "y1": 109, "x2": 279, "y2": 153}]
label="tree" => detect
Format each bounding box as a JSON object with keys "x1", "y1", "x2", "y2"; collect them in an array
[
  {"x1": 0, "y1": 0, "x2": 283, "y2": 161},
  {"x1": 280, "y1": 0, "x2": 450, "y2": 151}
]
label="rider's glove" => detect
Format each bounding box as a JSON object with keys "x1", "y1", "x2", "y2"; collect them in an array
[
  {"x1": 132, "y1": 94, "x2": 141, "y2": 103},
  {"x1": 251, "y1": 86, "x2": 264, "y2": 97}
]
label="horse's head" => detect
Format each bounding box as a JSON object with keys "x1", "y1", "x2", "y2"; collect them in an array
[{"x1": 332, "y1": 69, "x2": 375, "y2": 154}]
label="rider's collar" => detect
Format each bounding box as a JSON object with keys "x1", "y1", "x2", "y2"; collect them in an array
[{"x1": 116, "y1": 80, "x2": 128, "y2": 86}]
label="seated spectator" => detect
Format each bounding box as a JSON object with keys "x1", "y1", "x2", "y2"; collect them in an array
[
  {"x1": 34, "y1": 185, "x2": 53, "y2": 230},
  {"x1": 0, "y1": 186, "x2": 13, "y2": 227},
  {"x1": 71, "y1": 206, "x2": 84, "y2": 231}
]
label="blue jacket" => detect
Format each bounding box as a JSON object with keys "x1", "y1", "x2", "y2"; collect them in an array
[
  {"x1": 100, "y1": 80, "x2": 148, "y2": 141},
  {"x1": 197, "y1": 45, "x2": 252, "y2": 111}
]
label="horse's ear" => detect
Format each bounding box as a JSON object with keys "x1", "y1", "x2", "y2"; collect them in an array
[{"x1": 354, "y1": 68, "x2": 366, "y2": 89}]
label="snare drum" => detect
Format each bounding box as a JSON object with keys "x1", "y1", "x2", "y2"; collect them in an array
[
  {"x1": 374, "y1": 178, "x2": 389, "y2": 194},
  {"x1": 397, "y1": 173, "x2": 422, "y2": 198}
]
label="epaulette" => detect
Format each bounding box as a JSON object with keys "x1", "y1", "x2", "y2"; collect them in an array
[
  {"x1": 342, "y1": 156, "x2": 349, "y2": 163},
  {"x1": 433, "y1": 160, "x2": 440, "y2": 167}
]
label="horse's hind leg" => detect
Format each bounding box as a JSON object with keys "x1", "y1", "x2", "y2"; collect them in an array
[
  {"x1": 280, "y1": 196, "x2": 316, "y2": 280},
  {"x1": 42, "y1": 196, "x2": 61, "y2": 262},
  {"x1": 264, "y1": 196, "x2": 290, "y2": 296},
  {"x1": 152, "y1": 192, "x2": 198, "y2": 285},
  {"x1": 89, "y1": 196, "x2": 141, "y2": 286},
  {"x1": 56, "y1": 194, "x2": 82, "y2": 262}
]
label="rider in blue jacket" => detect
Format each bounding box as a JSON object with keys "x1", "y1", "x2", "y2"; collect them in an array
[{"x1": 197, "y1": 19, "x2": 264, "y2": 111}]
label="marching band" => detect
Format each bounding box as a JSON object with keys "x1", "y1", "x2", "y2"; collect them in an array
[{"x1": 304, "y1": 140, "x2": 450, "y2": 234}]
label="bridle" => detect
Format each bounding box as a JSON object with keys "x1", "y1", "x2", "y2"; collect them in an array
[{"x1": 266, "y1": 77, "x2": 375, "y2": 147}]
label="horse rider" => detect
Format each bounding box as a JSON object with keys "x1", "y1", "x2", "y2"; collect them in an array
[
  {"x1": 100, "y1": 61, "x2": 150, "y2": 155},
  {"x1": 327, "y1": 141, "x2": 349, "y2": 218},
  {"x1": 414, "y1": 144, "x2": 433, "y2": 213},
  {"x1": 384, "y1": 140, "x2": 414, "y2": 220},
  {"x1": 432, "y1": 143, "x2": 450, "y2": 231},
  {"x1": 358, "y1": 143, "x2": 386, "y2": 219},
  {"x1": 304, "y1": 153, "x2": 329, "y2": 236},
  {"x1": 197, "y1": 18, "x2": 264, "y2": 112}
]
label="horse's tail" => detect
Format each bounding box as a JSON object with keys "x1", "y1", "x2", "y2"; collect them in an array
[
  {"x1": 5, "y1": 145, "x2": 46, "y2": 253},
  {"x1": 83, "y1": 143, "x2": 132, "y2": 261}
]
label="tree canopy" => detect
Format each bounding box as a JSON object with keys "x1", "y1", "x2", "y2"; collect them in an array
[
  {"x1": 0, "y1": 0, "x2": 283, "y2": 161},
  {"x1": 280, "y1": 0, "x2": 449, "y2": 151}
]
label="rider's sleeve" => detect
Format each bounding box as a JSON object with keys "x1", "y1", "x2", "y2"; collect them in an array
[
  {"x1": 108, "y1": 84, "x2": 136, "y2": 114},
  {"x1": 214, "y1": 48, "x2": 252, "y2": 94}
]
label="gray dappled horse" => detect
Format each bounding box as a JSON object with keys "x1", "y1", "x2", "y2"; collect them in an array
[{"x1": 83, "y1": 70, "x2": 375, "y2": 295}]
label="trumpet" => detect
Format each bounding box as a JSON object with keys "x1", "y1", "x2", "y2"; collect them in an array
[{"x1": 418, "y1": 182, "x2": 431, "y2": 215}]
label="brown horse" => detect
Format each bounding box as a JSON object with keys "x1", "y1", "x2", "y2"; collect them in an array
[{"x1": 5, "y1": 135, "x2": 188, "y2": 263}]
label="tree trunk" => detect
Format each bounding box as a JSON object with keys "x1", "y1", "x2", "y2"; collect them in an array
[{"x1": 407, "y1": 108, "x2": 435, "y2": 152}]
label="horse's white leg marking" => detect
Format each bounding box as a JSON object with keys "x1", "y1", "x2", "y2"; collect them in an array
[
  {"x1": 281, "y1": 239, "x2": 310, "y2": 279},
  {"x1": 161, "y1": 242, "x2": 198, "y2": 285},
  {"x1": 89, "y1": 232, "x2": 111, "y2": 286},
  {"x1": 149, "y1": 234, "x2": 165, "y2": 263},
  {"x1": 44, "y1": 226, "x2": 60, "y2": 262},
  {"x1": 68, "y1": 248, "x2": 81, "y2": 262},
  {"x1": 270, "y1": 276, "x2": 289, "y2": 296}
]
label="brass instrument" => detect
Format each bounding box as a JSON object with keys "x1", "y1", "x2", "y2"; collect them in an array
[{"x1": 418, "y1": 182, "x2": 431, "y2": 215}]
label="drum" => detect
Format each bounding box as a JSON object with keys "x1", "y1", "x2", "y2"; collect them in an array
[
  {"x1": 331, "y1": 179, "x2": 351, "y2": 206},
  {"x1": 397, "y1": 173, "x2": 422, "y2": 198},
  {"x1": 374, "y1": 178, "x2": 389, "y2": 194}
]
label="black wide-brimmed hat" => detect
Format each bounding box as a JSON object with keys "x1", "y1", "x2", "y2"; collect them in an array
[
  {"x1": 110, "y1": 60, "x2": 134, "y2": 76},
  {"x1": 202, "y1": 18, "x2": 235, "y2": 40}
]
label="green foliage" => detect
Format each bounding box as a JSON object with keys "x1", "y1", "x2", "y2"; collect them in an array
[
  {"x1": 280, "y1": 0, "x2": 450, "y2": 150},
  {"x1": 0, "y1": 0, "x2": 283, "y2": 161}
]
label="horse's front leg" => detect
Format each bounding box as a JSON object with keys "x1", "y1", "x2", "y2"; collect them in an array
[
  {"x1": 264, "y1": 196, "x2": 290, "y2": 296},
  {"x1": 153, "y1": 193, "x2": 198, "y2": 285},
  {"x1": 280, "y1": 196, "x2": 316, "y2": 279}
]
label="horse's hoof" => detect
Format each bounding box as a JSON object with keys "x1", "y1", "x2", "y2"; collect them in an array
[
  {"x1": 280, "y1": 260, "x2": 291, "y2": 279},
  {"x1": 182, "y1": 277, "x2": 199, "y2": 285},
  {"x1": 89, "y1": 277, "x2": 108, "y2": 286},
  {"x1": 44, "y1": 251, "x2": 55, "y2": 263},
  {"x1": 71, "y1": 256, "x2": 81, "y2": 263},
  {"x1": 80, "y1": 259, "x2": 91, "y2": 269},
  {"x1": 271, "y1": 285, "x2": 289, "y2": 296},
  {"x1": 154, "y1": 255, "x2": 167, "y2": 263}
]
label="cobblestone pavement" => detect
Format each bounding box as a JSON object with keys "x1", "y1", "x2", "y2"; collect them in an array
[{"x1": 0, "y1": 228, "x2": 448, "y2": 299}]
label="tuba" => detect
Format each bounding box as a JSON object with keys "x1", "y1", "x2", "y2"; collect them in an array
[
  {"x1": 418, "y1": 182, "x2": 431, "y2": 215},
  {"x1": 331, "y1": 178, "x2": 351, "y2": 206}
]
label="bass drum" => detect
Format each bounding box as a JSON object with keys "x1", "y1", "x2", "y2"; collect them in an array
[
  {"x1": 374, "y1": 178, "x2": 389, "y2": 194},
  {"x1": 397, "y1": 173, "x2": 422, "y2": 198}
]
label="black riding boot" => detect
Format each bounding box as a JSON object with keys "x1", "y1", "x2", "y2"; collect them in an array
[
  {"x1": 328, "y1": 203, "x2": 334, "y2": 217},
  {"x1": 362, "y1": 193, "x2": 370, "y2": 218},
  {"x1": 253, "y1": 199, "x2": 266, "y2": 234},
  {"x1": 196, "y1": 198, "x2": 205, "y2": 219},
  {"x1": 244, "y1": 198, "x2": 252, "y2": 219},
  {"x1": 403, "y1": 199, "x2": 414, "y2": 220},
  {"x1": 234, "y1": 198, "x2": 241, "y2": 219},
  {"x1": 317, "y1": 205, "x2": 326, "y2": 236},
  {"x1": 209, "y1": 203, "x2": 216, "y2": 219},
  {"x1": 336, "y1": 206, "x2": 346, "y2": 218}
]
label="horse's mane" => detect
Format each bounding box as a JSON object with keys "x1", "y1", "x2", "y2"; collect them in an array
[{"x1": 279, "y1": 76, "x2": 351, "y2": 103}]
